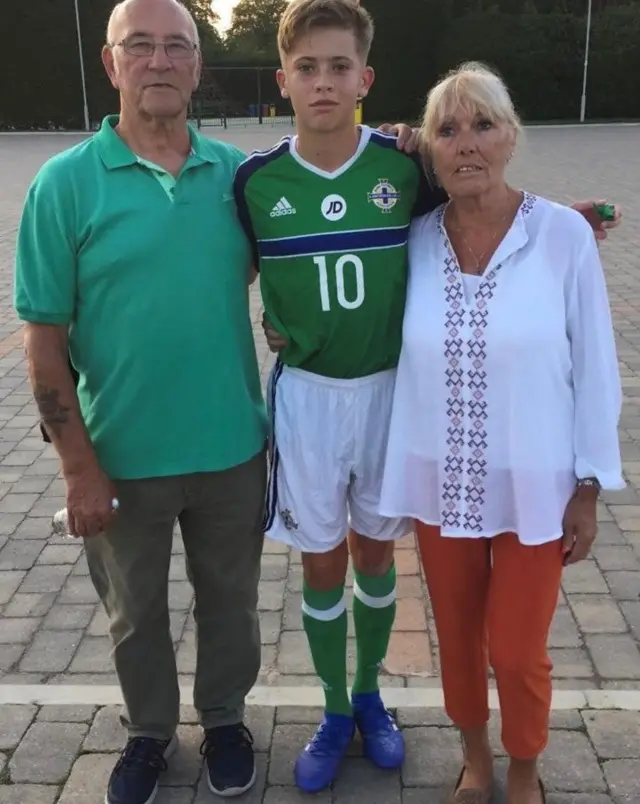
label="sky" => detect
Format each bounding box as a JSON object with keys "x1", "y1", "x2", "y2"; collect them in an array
[{"x1": 212, "y1": 0, "x2": 240, "y2": 32}]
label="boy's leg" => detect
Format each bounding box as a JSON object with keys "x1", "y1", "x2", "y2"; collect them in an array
[
  {"x1": 263, "y1": 365, "x2": 356, "y2": 792},
  {"x1": 348, "y1": 368, "x2": 412, "y2": 769}
]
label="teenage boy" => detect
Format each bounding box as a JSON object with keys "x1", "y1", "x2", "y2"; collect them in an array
[{"x1": 234, "y1": 0, "x2": 444, "y2": 792}]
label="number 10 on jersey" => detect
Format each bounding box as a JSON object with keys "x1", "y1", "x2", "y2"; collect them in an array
[{"x1": 314, "y1": 254, "x2": 365, "y2": 312}]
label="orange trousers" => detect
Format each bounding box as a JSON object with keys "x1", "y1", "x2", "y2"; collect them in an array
[{"x1": 416, "y1": 524, "x2": 564, "y2": 760}]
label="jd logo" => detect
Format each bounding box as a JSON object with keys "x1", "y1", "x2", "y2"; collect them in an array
[{"x1": 321, "y1": 194, "x2": 347, "y2": 222}]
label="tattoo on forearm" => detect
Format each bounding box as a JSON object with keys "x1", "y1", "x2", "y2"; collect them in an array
[{"x1": 34, "y1": 384, "x2": 70, "y2": 438}]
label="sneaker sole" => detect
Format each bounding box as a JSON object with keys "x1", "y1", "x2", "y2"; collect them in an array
[
  {"x1": 207, "y1": 764, "x2": 257, "y2": 798},
  {"x1": 104, "y1": 734, "x2": 179, "y2": 804}
]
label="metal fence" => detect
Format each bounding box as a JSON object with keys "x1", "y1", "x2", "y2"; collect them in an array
[{"x1": 192, "y1": 65, "x2": 294, "y2": 129}]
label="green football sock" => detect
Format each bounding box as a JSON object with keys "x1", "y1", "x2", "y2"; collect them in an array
[
  {"x1": 352, "y1": 563, "x2": 397, "y2": 695},
  {"x1": 302, "y1": 581, "x2": 351, "y2": 716}
]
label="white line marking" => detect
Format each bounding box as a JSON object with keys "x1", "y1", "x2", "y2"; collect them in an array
[{"x1": 0, "y1": 685, "x2": 639, "y2": 710}]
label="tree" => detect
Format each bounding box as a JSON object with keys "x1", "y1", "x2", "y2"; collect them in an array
[
  {"x1": 181, "y1": 0, "x2": 225, "y2": 61},
  {"x1": 225, "y1": 0, "x2": 288, "y2": 59}
]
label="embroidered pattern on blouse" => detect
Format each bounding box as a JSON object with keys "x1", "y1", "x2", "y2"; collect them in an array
[{"x1": 438, "y1": 193, "x2": 537, "y2": 531}]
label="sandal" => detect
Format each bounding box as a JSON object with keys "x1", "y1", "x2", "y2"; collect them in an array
[{"x1": 447, "y1": 766, "x2": 494, "y2": 804}]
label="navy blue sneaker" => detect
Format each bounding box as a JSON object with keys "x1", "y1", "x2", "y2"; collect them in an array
[
  {"x1": 201, "y1": 723, "x2": 256, "y2": 797},
  {"x1": 294, "y1": 712, "x2": 354, "y2": 793},
  {"x1": 106, "y1": 734, "x2": 177, "y2": 804},
  {"x1": 352, "y1": 691, "x2": 405, "y2": 769}
]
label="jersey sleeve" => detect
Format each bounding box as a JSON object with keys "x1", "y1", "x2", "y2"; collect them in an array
[
  {"x1": 14, "y1": 159, "x2": 78, "y2": 326},
  {"x1": 410, "y1": 152, "x2": 448, "y2": 218},
  {"x1": 232, "y1": 161, "x2": 260, "y2": 270}
]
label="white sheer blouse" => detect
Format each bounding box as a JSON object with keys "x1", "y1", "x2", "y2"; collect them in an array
[{"x1": 379, "y1": 193, "x2": 625, "y2": 545}]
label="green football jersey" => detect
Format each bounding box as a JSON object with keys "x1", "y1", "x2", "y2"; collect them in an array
[{"x1": 234, "y1": 126, "x2": 444, "y2": 379}]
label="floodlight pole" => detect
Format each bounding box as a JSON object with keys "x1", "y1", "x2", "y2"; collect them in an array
[
  {"x1": 74, "y1": 0, "x2": 91, "y2": 131},
  {"x1": 579, "y1": 0, "x2": 593, "y2": 123}
]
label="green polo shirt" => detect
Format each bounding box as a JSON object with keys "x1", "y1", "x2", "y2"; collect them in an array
[{"x1": 14, "y1": 115, "x2": 267, "y2": 480}]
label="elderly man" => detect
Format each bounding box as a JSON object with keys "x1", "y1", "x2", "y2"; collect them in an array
[{"x1": 14, "y1": 0, "x2": 267, "y2": 802}]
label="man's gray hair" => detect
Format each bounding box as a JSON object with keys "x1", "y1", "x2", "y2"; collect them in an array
[{"x1": 106, "y1": 0, "x2": 200, "y2": 46}]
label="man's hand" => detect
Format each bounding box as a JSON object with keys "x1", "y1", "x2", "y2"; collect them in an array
[
  {"x1": 262, "y1": 313, "x2": 288, "y2": 353},
  {"x1": 572, "y1": 199, "x2": 622, "y2": 241},
  {"x1": 377, "y1": 123, "x2": 420, "y2": 153},
  {"x1": 65, "y1": 463, "x2": 118, "y2": 538}
]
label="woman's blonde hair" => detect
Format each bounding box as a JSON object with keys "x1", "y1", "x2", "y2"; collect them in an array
[{"x1": 419, "y1": 61, "x2": 522, "y2": 157}]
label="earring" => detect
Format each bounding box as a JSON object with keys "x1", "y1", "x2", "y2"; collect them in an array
[{"x1": 281, "y1": 90, "x2": 288, "y2": 98}]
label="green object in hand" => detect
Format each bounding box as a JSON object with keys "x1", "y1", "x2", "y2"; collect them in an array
[{"x1": 594, "y1": 202, "x2": 616, "y2": 221}]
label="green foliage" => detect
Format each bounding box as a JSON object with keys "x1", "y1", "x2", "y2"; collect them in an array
[
  {"x1": 1, "y1": 0, "x2": 640, "y2": 129},
  {"x1": 225, "y1": 0, "x2": 288, "y2": 60}
]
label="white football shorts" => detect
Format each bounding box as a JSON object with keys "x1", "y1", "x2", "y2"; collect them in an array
[{"x1": 263, "y1": 361, "x2": 412, "y2": 553}]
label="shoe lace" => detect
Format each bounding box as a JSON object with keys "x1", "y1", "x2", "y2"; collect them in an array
[
  {"x1": 114, "y1": 737, "x2": 169, "y2": 775},
  {"x1": 200, "y1": 724, "x2": 254, "y2": 760},
  {"x1": 307, "y1": 719, "x2": 347, "y2": 757}
]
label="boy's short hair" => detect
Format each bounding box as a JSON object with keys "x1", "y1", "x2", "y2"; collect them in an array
[{"x1": 278, "y1": 0, "x2": 374, "y2": 60}]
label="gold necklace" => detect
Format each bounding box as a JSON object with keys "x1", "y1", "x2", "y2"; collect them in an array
[{"x1": 446, "y1": 208, "x2": 513, "y2": 275}]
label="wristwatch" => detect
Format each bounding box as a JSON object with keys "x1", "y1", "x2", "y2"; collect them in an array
[{"x1": 576, "y1": 477, "x2": 601, "y2": 494}]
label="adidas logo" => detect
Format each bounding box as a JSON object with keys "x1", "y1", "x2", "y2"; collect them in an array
[{"x1": 270, "y1": 197, "x2": 296, "y2": 218}]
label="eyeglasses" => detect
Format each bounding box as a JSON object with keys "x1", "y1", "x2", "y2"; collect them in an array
[{"x1": 111, "y1": 37, "x2": 198, "y2": 59}]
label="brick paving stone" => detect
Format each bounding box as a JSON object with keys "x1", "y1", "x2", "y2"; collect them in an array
[
  {"x1": 0, "y1": 539, "x2": 43, "y2": 571},
  {"x1": 36, "y1": 544, "x2": 83, "y2": 565},
  {"x1": 401, "y1": 726, "x2": 462, "y2": 787},
  {"x1": 0, "y1": 617, "x2": 40, "y2": 644},
  {"x1": 0, "y1": 787, "x2": 60, "y2": 804},
  {"x1": 0, "y1": 571, "x2": 24, "y2": 604},
  {"x1": 37, "y1": 706, "x2": 97, "y2": 723},
  {"x1": 583, "y1": 711, "x2": 640, "y2": 758},
  {"x1": 2, "y1": 592, "x2": 56, "y2": 618},
  {"x1": 586, "y1": 634, "x2": 640, "y2": 679},
  {"x1": 18, "y1": 564, "x2": 71, "y2": 594},
  {"x1": 168, "y1": 581, "x2": 193, "y2": 611},
  {"x1": 258, "y1": 580, "x2": 286, "y2": 612},
  {"x1": 548, "y1": 605, "x2": 582, "y2": 648},
  {"x1": 83, "y1": 706, "x2": 126, "y2": 753},
  {"x1": 333, "y1": 758, "x2": 402, "y2": 804},
  {"x1": 620, "y1": 600, "x2": 640, "y2": 640},
  {"x1": 602, "y1": 759, "x2": 640, "y2": 803},
  {"x1": 603, "y1": 571, "x2": 640, "y2": 601},
  {"x1": 260, "y1": 611, "x2": 282, "y2": 645},
  {"x1": 68, "y1": 635, "x2": 112, "y2": 673},
  {"x1": 538, "y1": 730, "x2": 607, "y2": 793},
  {"x1": 268, "y1": 724, "x2": 321, "y2": 786},
  {"x1": 57, "y1": 576, "x2": 98, "y2": 605},
  {"x1": 43, "y1": 603, "x2": 95, "y2": 631},
  {"x1": 561, "y1": 561, "x2": 609, "y2": 595},
  {"x1": 548, "y1": 647, "x2": 595, "y2": 678},
  {"x1": 9, "y1": 722, "x2": 87, "y2": 783},
  {"x1": 0, "y1": 645, "x2": 26, "y2": 672},
  {"x1": 56, "y1": 753, "x2": 116, "y2": 804},
  {"x1": 19, "y1": 629, "x2": 81, "y2": 672},
  {"x1": 260, "y1": 554, "x2": 289, "y2": 581},
  {"x1": 568, "y1": 595, "x2": 628, "y2": 634},
  {"x1": 0, "y1": 705, "x2": 36, "y2": 750}
]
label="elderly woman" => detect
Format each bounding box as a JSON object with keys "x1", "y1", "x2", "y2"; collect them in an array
[{"x1": 379, "y1": 62, "x2": 624, "y2": 804}]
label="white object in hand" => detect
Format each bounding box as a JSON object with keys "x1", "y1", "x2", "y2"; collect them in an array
[{"x1": 51, "y1": 498, "x2": 120, "y2": 538}]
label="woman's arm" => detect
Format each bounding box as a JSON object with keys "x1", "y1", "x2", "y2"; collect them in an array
[{"x1": 567, "y1": 228, "x2": 625, "y2": 491}]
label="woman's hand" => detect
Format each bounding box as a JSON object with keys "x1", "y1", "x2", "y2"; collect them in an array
[
  {"x1": 262, "y1": 314, "x2": 288, "y2": 353},
  {"x1": 561, "y1": 485, "x2": 598, "y2": 565}
]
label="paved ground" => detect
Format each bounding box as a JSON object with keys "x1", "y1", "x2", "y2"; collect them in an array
[{"x1": 0, "y1": 122, "x2": 639, "y2": 802}]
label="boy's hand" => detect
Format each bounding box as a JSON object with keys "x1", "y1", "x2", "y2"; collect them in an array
[
  {"x1": 378, "y1": 123, "x2": 420, "y2": 153},
  {"x1": 262, "y1": 314, "x2": 288, "y2": 353},
  {"x1": 571, "y1": 199, "x2": 622, "y2": 241}
]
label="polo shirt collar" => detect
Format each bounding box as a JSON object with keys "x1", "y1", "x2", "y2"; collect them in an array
[{"x1": 95, "y1": 114, "x2": 220, "y2": 170}]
